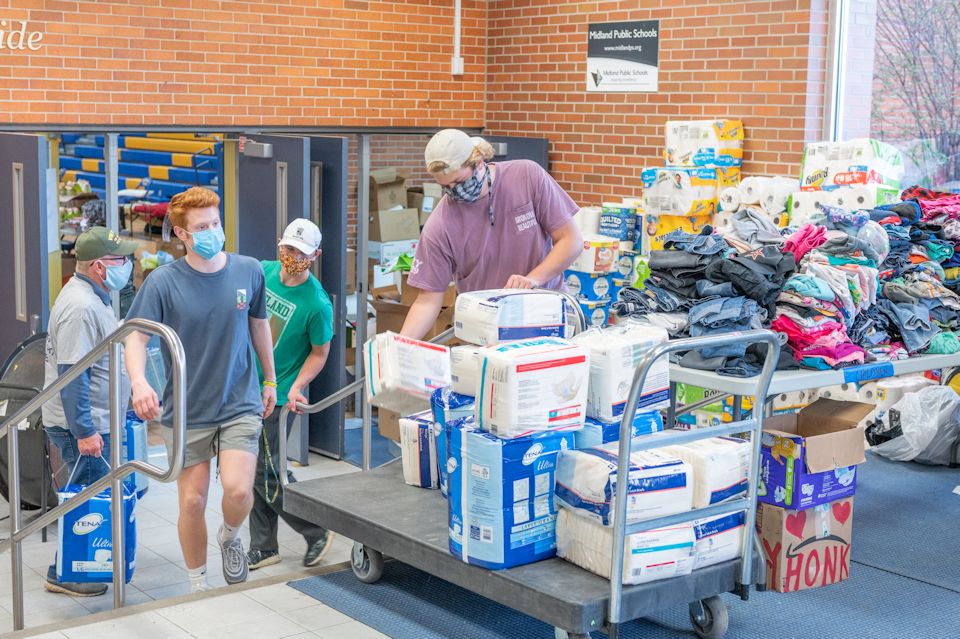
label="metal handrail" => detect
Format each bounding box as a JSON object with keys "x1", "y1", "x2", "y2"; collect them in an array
[
  {"x1": 606, "y1": 329, "x2": 780, "y2": 627},
  {"x1": 0, "y1": 318, "x2": 186, "y2": 632}
]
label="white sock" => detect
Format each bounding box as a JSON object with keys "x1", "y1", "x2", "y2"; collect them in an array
[
  {"x1": 218, "y1": 522, "x2": 240, "y2": 545},
  {"x1": 188, "y1": 565, "x2": 209, "y2": 591}
]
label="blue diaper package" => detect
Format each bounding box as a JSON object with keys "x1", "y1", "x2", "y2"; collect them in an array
[
  {"x1": 431, "y1": 388, "x2": 476, "y2": 496},
  {"x1": 447, "y1": 422, "x2": 575, "y2": 569},
  {"x1": 573, "y1": 412, "x2": 664, "y2": 450}
]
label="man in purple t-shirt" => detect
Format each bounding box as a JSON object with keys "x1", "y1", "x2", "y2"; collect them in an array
[{"x1": 401, "y1": 129, "x2": 582, "y2": 340}]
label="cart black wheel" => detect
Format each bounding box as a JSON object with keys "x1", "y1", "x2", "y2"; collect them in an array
[
  {"x1": 553, "y1": 629, "x2": 591, "y2": 639},
  {"x1": 690, "y1": 596, "x2": 728, "y2": 639},
  {"x1": 351, "y1": 542, "x2": 384, "y2": 584}
]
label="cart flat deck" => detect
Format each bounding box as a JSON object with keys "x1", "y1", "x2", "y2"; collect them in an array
[{"x1": 285, "y1": 464, "x2": 749, "y2": 635}]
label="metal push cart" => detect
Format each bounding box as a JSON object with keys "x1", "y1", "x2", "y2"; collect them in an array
[{"x1": 281, "y1": 322, "x2": 780, "y2": 638}]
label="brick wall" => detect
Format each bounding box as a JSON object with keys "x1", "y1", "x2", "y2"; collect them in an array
[
  {"x1": 485, "y1": 0, "x2": 831, "y2": 206},
  {"x1": 0, "y1": 0, "x2": 486, "y2": 128}
]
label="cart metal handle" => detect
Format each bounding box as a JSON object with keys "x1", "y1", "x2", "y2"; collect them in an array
[{"x1": 607, "y1": 329, "x2": 781, "y2": 624}]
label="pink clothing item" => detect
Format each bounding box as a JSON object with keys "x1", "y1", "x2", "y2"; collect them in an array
[
  {"x1": 797, "y1": 343, "x2": 866, "y2": 367},
  {"x1": 782, "y1": 224, "x2": 827, "y2": 261},
  {"x1": 771, "y1": 314, "x2": 848, "y2": 351},
  {"x1": 408, "y1": 160, "x2": 578, "y2": 293},
  {"x1": 919, "y1": 194, "x2": 960, "y2": 221}
]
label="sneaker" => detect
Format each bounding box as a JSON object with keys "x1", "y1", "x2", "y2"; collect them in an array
[
  {"x1": 190, "y1": 581, "x2": 215, "y2": 594},
  {"x1": 44, "y1": 577, "x2": 108, "y2": 597},
  {"x1": 303, "y1": 531, "x2": 335, "y2": 568},
  {"x1": 247, "y1": 549, "x2": 281, "y2": 571},
  {"x1": 219, "y1": 535, "x2": 249, "y2": 585}
]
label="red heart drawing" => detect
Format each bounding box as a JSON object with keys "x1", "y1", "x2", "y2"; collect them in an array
[
  {"x1": 832, "y1": 501, "x2": 851, "y2": 526},
  {"x1": 785, "y1": 511, "x2": 806, "y2": 539}
]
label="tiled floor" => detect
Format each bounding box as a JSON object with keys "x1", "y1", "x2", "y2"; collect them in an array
[{"x1": 0, "y1": 442, "x2": 376, "y2": 637}]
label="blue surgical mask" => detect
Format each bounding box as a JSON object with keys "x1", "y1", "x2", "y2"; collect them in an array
[
  {"x1": 102, "y1": 260, "x2": 132, "y2": 291},
  {"x1": 189, "y1": 226, "x2": 225, "y2": 260},
  {"x1": 442, "y1": 164, "x2": 487, "y2": 203}
]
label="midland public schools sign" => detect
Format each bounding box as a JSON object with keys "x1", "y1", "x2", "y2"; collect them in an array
[
  {"x1": 0, "y1": 19, "x2": 43, "y2": 51},
  {"x1": 586, "y1": 20, "x2": 659, "y2": 92}
]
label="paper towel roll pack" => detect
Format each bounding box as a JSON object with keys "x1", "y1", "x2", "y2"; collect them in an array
[
  {"x1": 476, "y1": 337, "x2": 590, "y2": 439},
  {"x1": 572, "y1": 324, "x2": 671, "y2": 421},
  {"x1": 573, "y1": 206, "x2": 602, "y2": 235},
  {"x1": 554, "y1": 445, "x2": 693, "y2": 526},
  {"x1": 450, "y1": 345, "x2": 482, "y2": 395},
  {"x1": 662, "y1": 437, "x2": 751, "y2": 508},
  {"x1": 365, "y1": 332, "x2": 452, "y2": 415},
  {"x1": 454, "y1": 289, "x2": 567, "y2": 346},
  {"x1": 758, "y1": 177, "x2": 800, "y2": 215},
  {"x1": 828, "y1": 184, "x2": 900, "y2": 210},
  {"x1": 555, "y1": 508, "x2": 696, "y2": 585},
  {"x1": 573, "y1": 413, "x2": 664, "y2": 450},
  {"x1": 692, "y1": 512, "x2": 745, "y2": 570},
  {"x1": 599, "y1": 202, "x2": 637, "y2": 251},
  {"x1": 431, "y1": 388, "x2": 476, "y2": 496},
  {"x1": 569, "y1": 234, "x2": 619, "y2": 274},
  {"x1": 800, "y1": 138, "x2": 904, "y2": 190},
  {"x1": 447, "y1": 425, "x2": 575, "y2": 570},
  {"x1": 663, "y1": 119, "x2": 744, "y2": 167},
  {"x1": 399, "y1": 410, "x2": 440, "y2": 489},
  {"x1": 788, "y1": 191, "x2": 833, "y2": 227},
  {"x1": 641, "y1": 167, "x2": 718, "y2": 217}
]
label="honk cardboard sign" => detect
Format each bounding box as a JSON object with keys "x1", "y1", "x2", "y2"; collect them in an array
[{"x1": 756, "y1": 497, "x2": 853, "y2": 593}]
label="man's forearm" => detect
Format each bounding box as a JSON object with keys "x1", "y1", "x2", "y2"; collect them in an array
[
  {"x1": 527, "y1": 233, "x2": 581, "y2": 285},
  {"x1": 124, "y1": 331, "x2": 150, "y2": 386},
  {"x1": 292, "y1": 349, "x2": 329, "y2": 393},
  {"x1": 251, "y1": 319, "x2": 276, "y2": 380}
]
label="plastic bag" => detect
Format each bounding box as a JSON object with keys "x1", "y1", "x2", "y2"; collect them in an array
[{"x1": 871, "y1": 386, "x2": 960, "y2": 465}]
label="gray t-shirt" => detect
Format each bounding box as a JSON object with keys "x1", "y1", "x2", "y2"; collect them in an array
[
  {"x1": 42, "y1": 275, "x2": 131, "y2": 434},
  {"x1": 126, "y1": 254, "x2": 267, "y2": 429}
]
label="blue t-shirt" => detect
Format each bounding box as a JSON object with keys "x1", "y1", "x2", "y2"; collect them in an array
[{"x1": 127, "y1": 254, "x2": 267, "y2": 429}]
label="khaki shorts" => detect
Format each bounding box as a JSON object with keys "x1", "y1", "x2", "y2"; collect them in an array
[{"x1": 162, "y1": 414, "x2": 262, "y2": 469}]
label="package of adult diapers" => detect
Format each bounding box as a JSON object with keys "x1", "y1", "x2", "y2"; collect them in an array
[
  {"x1": 664, "y1": 120, "x2": 744, "y2": 168},
  {"x1": 800, "y1": 138, "x2": 904, "y2": 190},
  {"x1": 365, "y1": 332, "x2": 452, "y2": 415},
  {"x1": 447, "y1": 425, "x2": 575, "y2": 569},
  {"x1": 569, "y1": 234, "x2": 619, "y2": 274},
  {"x1": 476, "y1": 337, "x2": 590, "y2": 439},
  {"x1": 692, "y1": 512, "x2": 745, "y2": 570},
  {"x1": 399, "y1": 410, "x2": 439, "y2": 489},
  {"x1": 554, "y1": 444, "x2": 693, "y2": 526},
  {"x1": 572, "y1": 324, "x2": 670, "y2": 421},
  {"x1": 662, "y1": 437, "x2": 751, "y2": 508},
  {"x1": 573, "y1": 413, "x2": 664, "y2": 450},
  {"x1": 641, "y1": 167, "x2": 718, "y2": 217},
  {"x1": 431, "y1": 388, "x2": 475, "y2": 496},
  {"x1": 454, "y1": 290, "x2": 567, "y2": 346},
  {"x1": 556, "y1": 508, "x2": 695, "y2": 584},
  {"x1": 450, "y1": 344, "x2": 483, "y2": 396}
]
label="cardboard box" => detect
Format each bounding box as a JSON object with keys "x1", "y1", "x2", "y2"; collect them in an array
[
  {"x1": 369, "y1": 207, "x2": 420, "y2": 243},
  {"x1": 407, "y1": 183, "x2": 443, "y2": 226},
  {"x1": 759, "y1": 399, "x2": 871, "y2": 510},
  {"x1": 369, "y1": 263, "x2": 401, "y2": 298},
  {"x1": 377, "y1": 408, "x2": 401, "y2": 442},
  {"x1": 757, "y1": 497, "x2": 853, "y2": 593},
  {"x1": 345, "y1": 249, "x2": 356, "y2": 294},
  {"x1": 157, "y1": 239, "x2": 187, "y2": 259},
  {"x1": 371, "y1": 298, "x2": 453, "y2": 340},
  {"x1": 369, "y1": 240, "x2": 418, "y2": 266},
  {"x1": 369, "y1": 168, "x2": 409, "y2": 212}
]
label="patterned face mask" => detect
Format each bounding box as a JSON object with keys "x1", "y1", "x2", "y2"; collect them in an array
[
  {"x1": 280, "y1": 252, "x2": 311, "y2": 275},
  {"x1": 442, "y1": 164, "x2": 487, "y2": 203}
]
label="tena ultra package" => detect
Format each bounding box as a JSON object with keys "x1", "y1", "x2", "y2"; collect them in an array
[
  {"x1": 556, "y1": 508, "x2": 695, "y2": 585},
  {"x1": 431, "y1": 388, "x2": 476, "y2": 496},
  {"x1": 476, "y1": 337, "x2": 590, "y2": 439},
  {"x1": 365, "y1": 332, "x2": 452, "y2": 415},
  {"x1": 661, "y1": 437, "x2": 751, "y2": 508},
  {"x1": 692, "y1": 512, "x2": 745, "y2": 570},
  {"x1": 554, "y1": 444, "x2": 694, "y2": 526},
  {"x1": 569, "y1": 234, "x2": 619, "y2": 274},
  {"x1": 454, "y1": 290, "x2": 567, "y2": 346},
  {"x1": 641, "y1": 167, "x2": 718, "y2": 217},
  {"x1": 573, "y1": 413, "x2": 664, "y2": 450},
  {"x1": 447, "y1": 425, "x2": 575, "y2": 569},
  {"x1": 664, "y1": 119, "x2": 745, "y2": 168},
  {"x1": 450, "y1": 344, "x2": 483, "y2": 396},
  {"x1": 572, "y1": 324, "x2": 670, "y2": 421},
  {"x1": 399, "y1": 410, "x2": 439, "y2": 489}
]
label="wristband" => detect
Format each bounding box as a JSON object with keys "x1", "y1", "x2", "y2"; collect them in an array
[{"x1": 262, "y1": 380, "x2": 277, "y2": 388}]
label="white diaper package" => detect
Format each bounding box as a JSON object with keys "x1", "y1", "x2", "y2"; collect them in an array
[
  {"x1": 692, "y1": 512, "x2": 745, "y2": 570},
  {"x1": 450, "y1": 345, "x2": 483, "y2": 396},
  {"x1": 572, "y1": 324, "x2": 670, "y2": 421},
  {"x1": 573, "y1": 413, "x2": 664, "y2": 450},
  {"x1": 554, "y1": 444, "x2": 693, "y2": 526},
  {"x1": 661, "y1": 437, "x2": 751, "y2": 508},
  {"x1": 476, "y1": 337, "x2": 590, "y2": 439},
  {"x1": 365, "y1": 332, "x2": 452, "y2": 415},
  {"x1": 556, "y1": 508, "x2": 695, "y2": 584},
  {"x1": 399, "y1": 410, "x2": 439, "y2": 489},
  {"x1": 454, "y1": 290, "x2": 567, "y2": 346}
]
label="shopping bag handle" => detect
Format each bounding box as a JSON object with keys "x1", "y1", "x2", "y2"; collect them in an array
[{"x1": 65, "y1": 454, "x2": 111, "y2": 487}]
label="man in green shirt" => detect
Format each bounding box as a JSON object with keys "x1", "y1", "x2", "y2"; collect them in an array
[{"x1": 248, "y1": 219, "x2": 334, "y2": 570}]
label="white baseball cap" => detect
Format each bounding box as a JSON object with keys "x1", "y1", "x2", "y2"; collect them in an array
[
  {"x1": 279, "y1": 218, "x2": 322, "y2": 254},
  {"x1": 424, "y1": 129, "x2": 487, "y2": 174}
]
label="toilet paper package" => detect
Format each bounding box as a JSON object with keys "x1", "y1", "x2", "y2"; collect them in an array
[
  {"x1": 573, "y1": 413, "x2": 664, "y2": 450},
  {"x1": 716, "y1": 166, "x2": 742, "y2": 190},
  {"x1": 565, "y1": 270, "x2": 616, "y2": 302},
  {"x1": 399, "y1": 410, "x2": 440, "y2": 489},
  {"x1": 616, "y1": 250, "x2": 637, "y2": 279},
  {"x1": 788, "y1": 191, "x2": 833, "y2": 227},
  {"x1": 800, "y1": 138, "x2": 904, "y2": 190},
  {"x1": 570, "y1": 234, "x2": 620, "y2": 274},
  {"x1": 476, "y1": 337, "x2": 590, "y2": 439},
  {"x1": 664, "y1": 119, "x2": 745, "y2": 167},
  {"x1": 578, "y1": 299, "x2": 612, "y2": 328},
  {"x1": 365, "y1": 332, "x2": 452, "y2": 415},
  {"x1": 873, "y1": 375, "x2": 935, "y2": 425},
  {"x1": 661, "y1": 437, "x2": 751, "y2": 508},
  {"x1": 447, "y1": 425, "x2": 575, "y2": 569},
  {"x1": 572, "y1": 324, "x2": 671, "y2": 421},
  {"x1": 645, "y1": 213, "x2": 713, "y2": 251},
  {"x1": 692, "y1": 512, "x2": 745, "y2": 570},
  {"x1": 450, "y1": 345, "x2": 483, "y2": 396},
  {"x1": 828, "y1": 184, "x2": 900, "y2": 210},
  {"x1": 554, "y1": 444, "x2": 694, "y2": 525},
  {"x1": 574, "y1": 206, "x2": 602, "y2": 235},
  {"x1": 556, "y1": 508, "x2": 695, "y2": 585},
  {"x1": 431, "y1": 392, "x2": 476, "y2": 496},
  {"x1": 621, "y1": 201, "x2": 651, "y2": 255},
  {"x1": 641, "y1": 167, "x2": 718, "y2": 217},
  {"x1": 759, "y1": 177, "x2": 800, "y2": 215},
  {"x1": 599, "y1": 202, "x2": 637, "y2": 251},
  {"x1": 454, "y1": 290, "x2": 567, "y2": 346}
]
